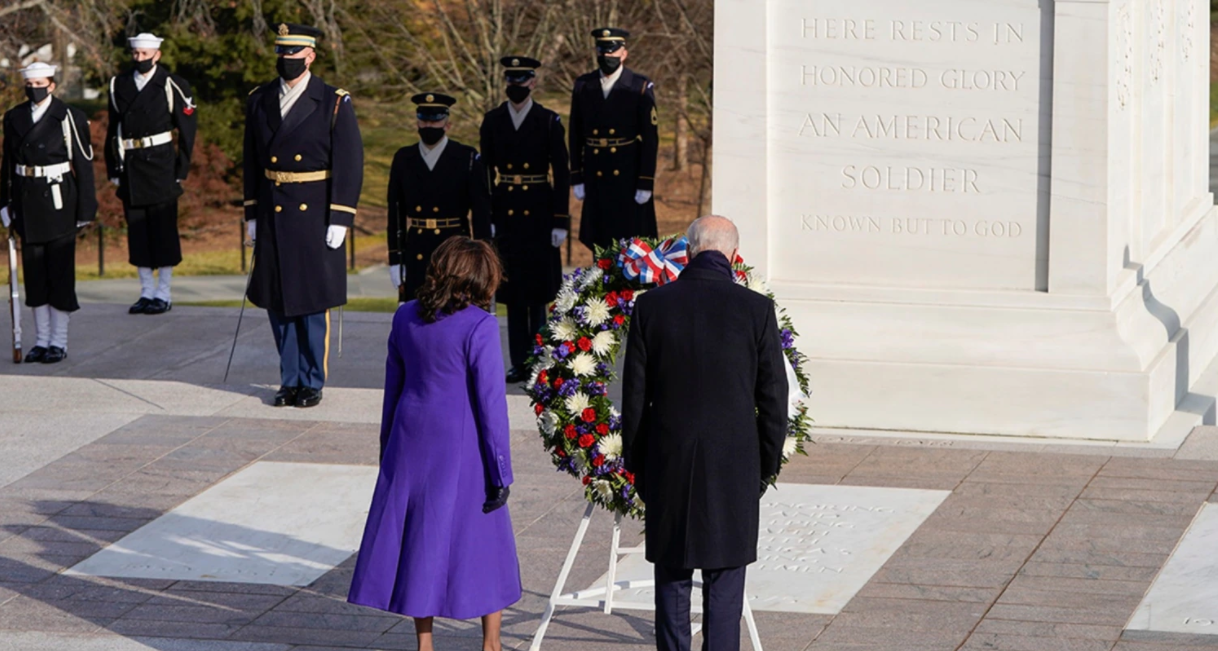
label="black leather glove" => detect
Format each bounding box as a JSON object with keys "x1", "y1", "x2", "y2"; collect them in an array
[{"x1": 483, "y1": 485, "x2": 510, "y2": 513}]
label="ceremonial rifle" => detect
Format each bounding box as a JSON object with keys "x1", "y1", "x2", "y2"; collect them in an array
[{"x1": 7, "y1": 232, "x2": 20, "y2": 363}]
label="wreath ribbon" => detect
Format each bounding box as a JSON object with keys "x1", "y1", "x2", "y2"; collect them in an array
[{"x1": 618, "y1": 236, "x2": 689, "y2": 286}]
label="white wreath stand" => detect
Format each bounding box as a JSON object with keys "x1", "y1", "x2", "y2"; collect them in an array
[{"x1": 529, "y1": 503, "x2": 763, "y2": 651}]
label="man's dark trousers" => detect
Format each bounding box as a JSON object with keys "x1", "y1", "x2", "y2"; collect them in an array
[{"x1": 654, "y1": 564, "x2": 746, "y2": 651}]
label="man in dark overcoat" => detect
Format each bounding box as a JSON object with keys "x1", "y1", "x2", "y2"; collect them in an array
[
  {"x1": 569, "y1": 27, "x2": 659, "y2": 252},
  {"x1": 479, "y1": 56, "x2": 570, "y2": 383},
  {"x1": 104, "y1": 32, "x2": 197, "y2": 315},
  {"x1": 386, "y1": 92, "x2": 491, "y2": 302},
  {"x1": 243, "y1": 23, "x2": 364, "y2": 408},
  {"x1": 622, "y1": 215, "x2": 788, "y2": 651},
  {"x1": 0, "y1": 62, "x2": 97, "y2": 364}
]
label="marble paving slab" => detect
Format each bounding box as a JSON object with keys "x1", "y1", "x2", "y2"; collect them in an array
[
  {"x1": 583, "y1": 484, "x2": 949, "y2": 614},
  {"x1": 66, "y1": 461, "x2": 378, "y2": 586},
  {"x1": 1128, "y1": 501, "x2": 1218, "y2": 634}
]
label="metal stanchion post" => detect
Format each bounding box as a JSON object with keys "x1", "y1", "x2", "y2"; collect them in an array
[
  {"x1": 97, "y1": 223, "x2": 104, "y2": 277},
  {"x1": 240, "y1": 219, "x2": 247, "y2": 273}
]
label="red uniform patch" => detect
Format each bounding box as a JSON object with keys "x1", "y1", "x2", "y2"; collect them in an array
[{"x1": 183, "y1": 106, "x2": 194, "y2": 116}]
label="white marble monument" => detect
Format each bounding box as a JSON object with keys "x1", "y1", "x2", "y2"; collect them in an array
[{"x1": 715, "y1": 0, "x2": 1218, "y2": 440}]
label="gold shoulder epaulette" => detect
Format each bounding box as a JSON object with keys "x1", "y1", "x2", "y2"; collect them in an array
[{"x1": 336, "y1": 88, "x2": 350, "y2": 97}]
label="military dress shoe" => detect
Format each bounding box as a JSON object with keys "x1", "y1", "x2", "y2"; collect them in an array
[
  {"x1": 273, "y1": 386, "x2": 298, "y2": 407},
  {"x1": 23, "y1": 346, "x2": 47, "y2": 363},
  {"x1": 295, "y1": 387, "x2": 323, "y2": 408},
  {"x1": 144, "y1": 299, "x2": 172, "y2": 315},
  {"x1": 129, "y1": 297, "x2": 153, "y2": 314},
  {"x1": 42, "y1": 346, "x2": 67, "y2": 364},
  {"x1": 505, "y1": 366, "x2": 528, "y2": 384}
]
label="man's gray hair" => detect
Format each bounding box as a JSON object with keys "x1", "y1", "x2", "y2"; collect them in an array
[{"x1": 686, "y1": 215, "x2": 740, "y2": 258}]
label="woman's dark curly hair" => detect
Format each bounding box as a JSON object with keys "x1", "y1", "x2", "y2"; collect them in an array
[{"x1": 416, "y1": 237, "x2": 502, "y2": 323}]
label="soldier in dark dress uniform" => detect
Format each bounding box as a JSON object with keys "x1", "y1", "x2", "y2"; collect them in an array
[
  {"x1": 387, "y1": 93, "x2": 491, "y2": 302},
  {"x1": 0, "y1": 63, "x2": 97, "y2": 364},
  {"x1": 243, "y1": 24, "x2": 364, "y2": 408},
  {"x1": 479, "y1": 56, "x2": 570, "y2": 383},
  {"x1": 569, "y1": 27, "x2": 659, "y2": 252},
  {"x1": 104, "y1": 33, "x2": 197, "y2": 315}
]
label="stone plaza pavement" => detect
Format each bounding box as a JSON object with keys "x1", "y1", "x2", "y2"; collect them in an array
[{"x1": 7, "y1": 304, "x2": 1218, "y2": 650}]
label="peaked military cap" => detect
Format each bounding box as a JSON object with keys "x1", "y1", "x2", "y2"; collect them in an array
[
  {"x1": 411, "y1": 92, "x2": 457, "y2": 121},
  {"x1": 592, "y1": 27, "x2": 629, "y2": 53},
  {"x1": 274, "y1": 23, "x2": 323, "y2": 55},
  {"x1": 501, "y1": 56, "x2": 541, "y2": 83}
]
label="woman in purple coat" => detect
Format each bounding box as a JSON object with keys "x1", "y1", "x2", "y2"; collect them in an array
[{"x1": 349, "y1": 237, "x2": 521, "y2": 651}]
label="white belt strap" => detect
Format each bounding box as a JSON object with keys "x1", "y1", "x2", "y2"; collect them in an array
[
  {"x1": 15, "y1": 162, "x2": 72, "y2": 178},
  {"x1": 121, "y1": 131, "x2": 173, "y2": 150}
]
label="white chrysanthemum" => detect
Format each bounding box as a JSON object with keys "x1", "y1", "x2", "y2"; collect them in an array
[
  {"x1": 571, "y1": 450, "x2": 588, "y2": 474},
  {"x1": 633, "y1": 289, "x2": 647, "y2": 299},
  {"x1": 748, "y1": 272, "x2": 769, "y2": 295},
  {"x1": 610, "y1": 405, "x2": 621, "y2": 419},
  {"x1": 538, "y1": 410, "x2": 557, "y2": 436},
  {"x1": 550, "y1": 317, "x2": 578, "y2": 342},
  {"x1": 583, "y1": 299, "x2": 611, "y2": 327},
  {"x1": 565, "y1": 391, "x2": 590, "y2": 415},
  {"x1": 580, "y1": 267, "x2": 603, "y2": 289},
  {"x1": 782, "y1": 436, "x2": 799, "y2": 460},
  {"x1": 554, "y1": 288, "x2": 579, "y2": 314},
  {"x1": 599, "y1": 433, "x2": 623, "y2": 461},
  {"x1": 594, "y1": 479, "x2": 615, "y2": 501},
  {"x1": 532, "y1": 349, "x2": 555, "y2": 373},
  {"x1": 591, "y1": 330, "x2": 616, "y2": 357},
  {"x1": 570, "y1": 353, "x2": 597, "y2": 377}
]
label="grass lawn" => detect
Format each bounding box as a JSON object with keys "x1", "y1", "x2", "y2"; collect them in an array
[{"x1": 179, "y1": 297, "x2": 510, "y2": 316}]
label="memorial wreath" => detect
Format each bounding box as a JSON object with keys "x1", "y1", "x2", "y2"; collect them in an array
[{"x1": 525, "y1": 235, "x2": 813, "y2": 520}]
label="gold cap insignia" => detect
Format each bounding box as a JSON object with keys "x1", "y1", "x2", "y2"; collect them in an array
[
  {"x1": 278, "y1": 23, "x2": 290, "y2": 37},
  {"x1": 425, "y1": 94, "x2": 434, "y2": 103},
  {"x1": 512, "y1": 58, "x2": 520, "y2": 66},
  {"x1": 602, "y1": 29, "x2": 611, "y2": 37}
]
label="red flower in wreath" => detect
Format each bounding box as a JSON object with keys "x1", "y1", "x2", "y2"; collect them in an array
[
  {"x1": 555, "y1": 449, "x2": 567, "y2": 458},
  {"x1": 582, "y1": 476, "x2": 592, "y2": 485},
  {"x1": 564, "y1": 424, "x2": 577, "y2": 439},
  {"x1": 534, "y1": 403, "x2": 543, "y2": 415},
  {"x1": 605, "y1": 291, "x2": 620, "y2": 307},
  {"x1": 577, "y1": 337, "x2": 592, "y2": 352},
  {"x1": 538, "y1": 370, "x2": 548, "y2": 385},
  {"x1": 578, "y1": 434, "x2": 595, "y2": 448},
  {"x1": 535, "y1": 333, "x2": 544, "y2": 346},
  {"x1": 581, "y1": 408, "x2": 597, "y2": 423},
  {"x1": 554, "y1": 377, "x2": 564, "y2": 388},
  {"x1": 597, "y1": 258, "x2": 613, "y2": 270},
  {"x1": 562, "y1": 341, "x2": 575, "y2": 354},
  {"x1": 595, "y1": 423, "x2": 609, "y2": 435},
  {"x1": 592, "y1": 455, "x2": 605, "y2": 467},
  {"x1": 625, "y1": 471, "x2": 636, "y2": 484},
  {"x1": 613, "y1": 314, "x2": 626, "y2": 327},
  {"x1": 621, "y1": 289, "x2": 634, "y2": 301}
]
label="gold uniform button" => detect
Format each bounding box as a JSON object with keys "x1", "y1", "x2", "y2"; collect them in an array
[
  {"x1": 299, "y1": 203, "x2": 308, "y2": 211},
  {"x1": 613, "y1": 170, "x2": 620, "y2": 176},
  {"x1": 523, "y1": 163, "x2": 530, "y2": 170},
  {"x1": 270, "y1": 156, "x2": 278, "y2": 163},
  {"x1": 274, "y1": 205, "x2": 282, "y2": 213},
  {"x1": 507, "y1": 210, "x2": 514, "y2": 216},
  {"x1": 596, "y1": 171, "x2": 603, "y2": 177},
  {"x1": 609, "y1": 128, "x2": 615, "y2": 135},
  {"x1": 508, "y1": 186, "x2": 514, "y2": 192},
  {"x1": 433, "y1": 207, "x2": 439, "y2": 213},
  {"x1": 417, "y1": 254, "x2": 424, "y2": 260},
  {"x1": 417, "y1": 229, "x2": 423, "y2": 234},
  {"x1": 434, "y1": 229, "x2": 441, "y2": 235},
  {"x1": 416, "y1": 205, "x2": 422, "y2": 212},
  {"x1": 592, "y1": 129, "x2": 599, "y2": 135},
  {"x1": 506, "y1": 164, "x2": 513, "y2": 170},
  {"x1": 522, "y1": 184, "x2": 529, "y2": 191},
  {"x1": 610, "y1": 147, "x2": 617, "y2": 153},
  {"x1": 275, "y1": 182, "x2": 281, "y2": 187},
  {"x1": 593, "y1": 149, "x2": 600, "y2": 155},
  {"x1": 524, "y1": 210, "x2": 530, "y2": 216},
  {"x1": 294, "y1": 154, "x2": 302, "y2": 162}
]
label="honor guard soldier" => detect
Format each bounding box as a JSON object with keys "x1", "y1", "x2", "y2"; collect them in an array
[
  {"x1": 243, "y1": 23, "x2": 364, "y2": 408},
  {"x1": 569, "y1": 27, "x2": 659, "y2": 252},
  {"x1": 105, "y1": 33, "x2": 198, "y2": 315},
  {"x1": 479, "y1": 56, "x2": 570, "y2": 383},
  {"x1": 0, "y1": 63, "x2": 97, "y2": 363},
  {"x1": 387, "y1": 93, "x2": 491, "y2": 301}
]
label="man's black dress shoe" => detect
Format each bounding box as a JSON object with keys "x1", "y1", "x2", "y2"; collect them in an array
[
  {"x1": 42, "y1": 346, "x2": 67, "y2": 364},
  {"x1": 23, "y1": 346, "x2": 47, "y2": 363},
  {"x1": 295, "y1": 387, "x2": 323, "y2": 408},
  {"x1": 274, "y1": 386, "x2": 298, "y2": 407},
  {"x1": 505, "y1": 366, "x2": 528, "y2": 384},
  {"x1": 145, "y1": 299, "x2": 172, "y2": 315},
  {"x1": 129, "y1": 297, "x2": 153, "y2": 314}
]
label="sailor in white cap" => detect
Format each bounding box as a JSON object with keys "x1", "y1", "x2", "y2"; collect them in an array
[
  {"x1": 0, "y1": 62, "x2": 98, "y2": 363},
  {"x1": 104, "y1": 32, "x2": 197, "y2": 316}
]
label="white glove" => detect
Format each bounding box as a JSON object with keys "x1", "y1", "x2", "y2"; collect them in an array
[
  {"x1": 247, "y1": 219, "x2": 256, "y2": 243},
  {"x1": 326, "y1": 225, "x2": 348, "y2": 249},
  {"x1": 551, "y1": 228, "x2": 568, "y2": 248},
  {"x1": 75, "y1": 221, "x2": 90, "y2": 229},
  {"x1": 573, "y1": 184, "x2": 586, "y2": 201},
  {"x1": 491, "y1": 224, "x2": 497, "y2": 238},
  {"x1": 634, "y1": 189, "x2": 652, "y2": 205},
  {"x1": 389, "y1": 264, "x2": 403, "y2": 288},
  {"x1": 0, "y1": 206, "x2": 10, "y2": 229},
  {"x1": 109, "y1": 178, "x2": 120, "y2": 187}
]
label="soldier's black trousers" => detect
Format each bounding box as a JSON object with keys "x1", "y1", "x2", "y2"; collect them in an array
[
  {"x1": 506, "y1": 303, "x2": 546, "y2": 369},
  {"x1": 654, "y1": 564, "x2": 746, "y2": 651},
  {"x1": 124, "y1": 199, "x2": 182, "y2": 269},
  {"x1": 22, "y1": 233, "x2": 79, "y2": 312}
]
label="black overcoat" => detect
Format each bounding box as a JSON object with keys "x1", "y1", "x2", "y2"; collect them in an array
[
  {"x1": 242, "y1": 75, "x2": 364, "y2": 318},
  {"x1": 386, "y1": 139, "x2": 491, "y2": 301},
  {"x1": 622, "y1": 257, "x2": 788, "y2": 570},
  {"x1": 0, "y1": 98, "x2": 98, "y2": 244},
  {"x1": 479, "y1": 101, "x2": 570, "y2": 305},
  {"x1": 569, "y1": 67, "x2": 659, "y2": 251},
  {"x1": 104, "y1": 66, "x2": 198, "y2": 207}
]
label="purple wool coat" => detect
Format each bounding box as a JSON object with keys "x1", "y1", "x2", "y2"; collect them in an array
[{"x1": 348, "y1": 302, "x2": 521, "y2": 619}]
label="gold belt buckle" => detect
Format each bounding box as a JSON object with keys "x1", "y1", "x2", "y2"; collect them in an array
[
  {"x1": 598, "y1": 138, "x2": 609, "y2": 147},
  {"x1": 425, "y1": 218, "x2": 438, "y2": 229},
  {"x1": 513, "y1": 175, "x2": 522, "y2": 184}
]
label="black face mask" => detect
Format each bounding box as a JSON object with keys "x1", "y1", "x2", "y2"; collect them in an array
[
  {"x1": 134, "y1": 58, "x2": 155, "y2": 74},
  {"x1": 597, "y1": 54, "x2": 622, "y2": 76},
  {"x1": 419, "y1": 127, "x2": 445, "y2": 146},
  {"x1": 25, "y1": 86, "x2": 49, "y2": 104},
  {"x1": 277, "y1": 56, "x2": 308, "y2": 81},
  {"x1": 506, "y1": 84, "x2": 531, "y2": 104}
]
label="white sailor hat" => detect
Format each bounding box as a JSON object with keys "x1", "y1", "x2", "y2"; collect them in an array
[
  {"x1": 19, "y1": 62, "x2": 57, "y2": 80},
  {"x1": 127, "y1": 33, "x2": 164, "y2": 50}
]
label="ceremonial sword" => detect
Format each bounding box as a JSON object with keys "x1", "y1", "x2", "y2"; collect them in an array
[{"x1": 224, "y1": 248, "x2": 256, "y2": 383}]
